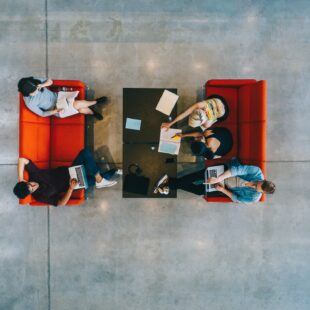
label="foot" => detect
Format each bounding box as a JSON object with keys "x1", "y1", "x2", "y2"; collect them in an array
[
  {"x1": 95, "y1": 96, "x2": 108, "y2": 105},
  {"x1": 155, "y1": 174, "x2": 169, "y2": 188},
  {"x1": 92, "y1": 110, "x2": 104, "y2": 120},
  {"x1": 96, "y1": 178, "x2": 117, "y2": 189},
  {"x1": 158, "y1": 186, "x2": 170, "y2": 195},
  {"x1": 116, "y1": 169, "x2": 123, "y2": 175}
]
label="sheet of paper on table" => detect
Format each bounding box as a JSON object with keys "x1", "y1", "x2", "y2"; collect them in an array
[
  {"x1": 158, "y1": 128, "x2": 182, "y2": 155},
  {"x1": 125, "y1": 118, "x2": 141, "y2": 131},
  {"x1": 155, "y1": 90, "x2": 179, "y2": 116}
]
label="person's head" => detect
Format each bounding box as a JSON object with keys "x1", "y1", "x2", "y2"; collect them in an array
[
  {"x1": 18, "y1": 77, "x2": 41, "y2": 96},
  {"x1": 13, "y1": 181, "x2": 39, "y2": 199},
  {"x1": 260, "y1": 180, "x2": 276, "y2": 194},
  {"x1": 206, "y1": 95, "x2": 229, "y2": 122},
  {"x1": 190, "y1": 141, "x2": 214, "y2": 159}
]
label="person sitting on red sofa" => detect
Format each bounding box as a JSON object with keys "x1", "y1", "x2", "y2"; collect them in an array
[
  {"x1": 153, "y1": 158, "x2": 275, "y2": 203},
  {"x1": 13, "y1": 148, "x2": 121, "y2": 206},
  {"x1": 161, "y1": 95, "x2": 229, "y2": 131},
  {"x1": 174, "y1": 127, "x2": 233, "y2": 160},
  {"x1": 18, "y1": 77, "x2": 107, "y2": 120}
]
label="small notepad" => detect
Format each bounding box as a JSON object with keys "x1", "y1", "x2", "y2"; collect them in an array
[{"x1": 125, "y1": 118, "x2": 141, "y2": 131}]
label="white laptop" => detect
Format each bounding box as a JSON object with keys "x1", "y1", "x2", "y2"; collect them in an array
[
  {"x1": 68, "y1": 165, "x2": 88, "y2": 190},
  {"x1": 204, "y1": 165, "x2": 225, "y2": 193}
]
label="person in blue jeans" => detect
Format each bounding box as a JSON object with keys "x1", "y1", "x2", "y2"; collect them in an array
[
  {"x1": 154, "y1": 158, "x2": 275, "y2": 203},
  {"x1": 13, "y1": 148, "x2": 121, "y2": 206}
]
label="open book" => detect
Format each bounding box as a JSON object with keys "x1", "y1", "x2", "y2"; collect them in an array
[{"x1": 158, "y1": 128, "x2": 182, "y2": 155}]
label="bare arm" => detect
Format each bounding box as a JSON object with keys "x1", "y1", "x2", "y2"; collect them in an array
[
  {"x1": 216, "y1": 184, "x2": 233, "y2": 199},
  {"x1": 18, "y1": 158, "x2": 30, "y2": 182},
  {"x1": 57, "y1": 179, "x2": 77, "y2": 206},
  {"x1": 161, "y1": 102, "x2": 204, "y2": 129},
  {"x1": 39, "y1": 79, "x2": 53, "y2": 88},
  {"x1": 57, "y1": 188, "x2": 74, "y2": 206},
  {"x1": 207, "y1": 169, "x2": 232, "y2": 184},
  {"x1": 179, "y1": 132, "x2": 204, "y2": 139}
]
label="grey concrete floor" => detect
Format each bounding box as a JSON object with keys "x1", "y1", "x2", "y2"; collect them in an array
[{"x1": 1, "y1": 1, "x2": 310, "y2": 309}]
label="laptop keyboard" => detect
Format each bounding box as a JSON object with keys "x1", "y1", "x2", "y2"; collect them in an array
[
  {"x1": 207, "y1": 169, "x2": 217, "y2": 190},
  {"x1": 75, "y1": 167, "x2": 85, "y2": 187}
]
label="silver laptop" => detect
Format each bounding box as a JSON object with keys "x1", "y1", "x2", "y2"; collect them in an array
[
  {"x1": 68, "y1": 165, "x2": 88, "y2": 190},
  {"x1": 204, "y1": 165, "x2": 225, "y2": 193}
]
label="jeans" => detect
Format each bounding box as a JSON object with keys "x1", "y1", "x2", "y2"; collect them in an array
[
  {"x1": 72, "y1": 148, "x2": 116, "y2": 186},
  {"x1": 169, "y1": 169, "x2": 205, "y2": 196}
]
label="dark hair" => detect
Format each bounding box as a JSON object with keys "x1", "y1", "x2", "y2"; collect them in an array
[
  {"x1": 206, "y1": 95, "x2": 229, "y2": 122},
  {"x1": 190, "y1": 141, "x2": 214, "y2": 159},
  {"x1": 262, "y1": 180, "x2": 276, "y2": 194},
  {"x1": 18, "y1": 77, "x2": 41, "y2": 96},
  {"x1": 13, "y1": 181, "x2": 30, "y2": 199}
]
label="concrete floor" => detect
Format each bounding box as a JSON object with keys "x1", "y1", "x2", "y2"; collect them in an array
[{"x1": 1, "y1": 1, "x2": 310, "y2": 309}]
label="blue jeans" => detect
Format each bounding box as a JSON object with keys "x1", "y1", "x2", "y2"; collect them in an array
[{"x1": 72, "y1": 148, "x2": 116, "y2": 186}]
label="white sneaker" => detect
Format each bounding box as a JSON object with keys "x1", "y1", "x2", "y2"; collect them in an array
[
  {"x1": 158, "y1": 186, "x2": 170, "y2": 195},
  {"x1": 116, "y1": 169, "x2": 123, "y2": 175},
  {"x1": 96, "y1": 178, "x2": 117, "y2": 189}
]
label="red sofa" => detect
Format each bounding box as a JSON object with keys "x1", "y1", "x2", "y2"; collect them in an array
[
  {"x1": 19, "y1": 80, "x2": 85, "y2": 206},
  {"x1": 204, "y1": 79, "x2": 266, "y2": 202}
]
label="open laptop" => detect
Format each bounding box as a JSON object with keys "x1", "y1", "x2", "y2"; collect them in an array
[
  {"x1": 204, "y1": 165, "x2": 225, "y2": 193},
  {"x1": 68, "y1": 165, "x2": 88, "y2": 190}
]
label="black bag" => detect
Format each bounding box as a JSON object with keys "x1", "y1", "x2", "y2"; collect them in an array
[{"x1": 123, "y1": 164, "x2": 150, "y2": 195}]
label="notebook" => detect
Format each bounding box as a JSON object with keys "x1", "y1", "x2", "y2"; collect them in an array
[
  {"x1": 158, "y1": 128, "x2": 182, "y2": 155},
  {"x1": 125, "y1": 118, "x2": 141, "y2": 131},
  {"x1": 68, "y1": 165, "x2": 89, "y2": 190},
  {"x1": 204, "y1": 165, "x2": 225, "y2": 193},
  {"x1": 155, "y1": 90, "x2": 179, "y2": 116}
]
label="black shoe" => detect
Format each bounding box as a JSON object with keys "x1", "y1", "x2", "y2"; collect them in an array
[
  {"x1": 95, "y1": 96, "x2": 108, "y2": 105},
  {"x1": 93, "y1": 111, "x2": 103, "y2": 120}
]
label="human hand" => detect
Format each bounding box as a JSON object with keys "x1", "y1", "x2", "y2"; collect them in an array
[
  {"x1": 37, "y1": 84, "x2": 43, "y2": 90},
  {"x1": 206, "y1": 177, "x2": 220, "y2": 184},
  {"x1": 215, "y1": 183, "x2": 225, "y2": 192},
  {"x1": 55, "y1": 108, "x2": 64, "y2": 113},
  {"x1": 69, "y1": 178, "x2": 78, "y2": 189},
  {"x1": 161, "y1": 122, "x2": 172, "y2": 131}
]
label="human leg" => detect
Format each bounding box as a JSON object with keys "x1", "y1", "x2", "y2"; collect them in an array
[
  {"x1": 169, "y1": 169, "x2": 205, "y2": 195},
  {"x1": 73, "y1": 100, "x2": 96, "y2": 110}
]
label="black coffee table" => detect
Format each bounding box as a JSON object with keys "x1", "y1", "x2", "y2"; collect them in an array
[{"x1": 123, "y1": 88, "x2": 178, "y2": 198}]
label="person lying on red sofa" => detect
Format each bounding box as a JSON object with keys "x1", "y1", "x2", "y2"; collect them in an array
[
  {"x1": 13, "y1": 148, "x2": 121, "y2": 206},
  {"x1": 153, "y1": 158, "x2": 275, "y2": 203},
  {"x1": 18, "y1": 77, "x2": 107, "y2": 120},
  {"x1": 161, "y1": 95, "x2": 229, "y2": 131}
]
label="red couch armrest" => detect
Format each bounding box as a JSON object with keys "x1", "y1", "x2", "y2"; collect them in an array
[{"x1": 206, "y1": 79, "x2": 257, "y2": 88}]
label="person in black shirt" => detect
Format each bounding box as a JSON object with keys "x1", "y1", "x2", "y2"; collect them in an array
[
  {"x1": 175, "y1": 127, "x2": 233, "y2": 159},
  {"x1": 13, "y1": 148, "x2": 121, "y2": 206}
]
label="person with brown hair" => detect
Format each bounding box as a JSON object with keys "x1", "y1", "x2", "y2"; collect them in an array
[{"x1": 154, "y1": 158, "x2": 275, "y2": 203}]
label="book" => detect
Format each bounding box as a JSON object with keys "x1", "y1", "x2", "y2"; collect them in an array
[
  {"x1": 158, "y1": 128, "x2": 182, "y2": 155},
  {"x1": 155, "y1": 90, "x2": 179, "y2": 116}
]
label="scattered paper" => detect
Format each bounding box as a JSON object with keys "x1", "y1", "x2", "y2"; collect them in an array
[
  {"x1": 156, "y1": 90, "x2": 179, "y2": 116},
  {"x1": 125, "y1": 118, "x2": 141, "y2": 131}
]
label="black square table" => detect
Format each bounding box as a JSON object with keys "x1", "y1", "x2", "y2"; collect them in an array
[{"x1": 123, "y1": 88, "x2": 178, "y2": 198}]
